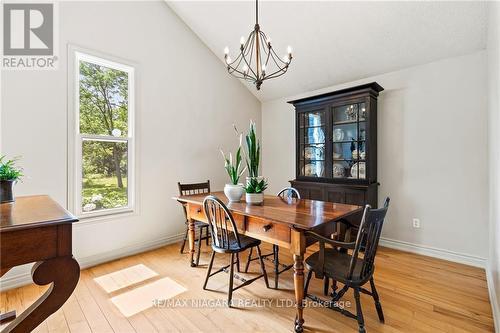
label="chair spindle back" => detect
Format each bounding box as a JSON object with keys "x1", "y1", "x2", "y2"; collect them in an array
[
  {"x1": 178, "y1": 180, "x2": 211, "y2": 196},
  {"x1": 178, "y1": 180, "x2": 211, "y2": 221},
  {"x1": 348, "y1": 198, "x2": 390, "y2": 281},
  {"x1": 277, "y1": 187, "x2": 301, "y2": 201},
  {"x1": 203, "y1": 196, "x2": 241, "y2": 250}
]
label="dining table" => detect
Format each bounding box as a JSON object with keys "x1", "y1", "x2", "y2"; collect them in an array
[{"x1": 174, "y1": 191, "x2": 362, "y2": 333}]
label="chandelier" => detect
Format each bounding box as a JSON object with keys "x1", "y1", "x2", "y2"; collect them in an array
[{"x1": 224, "y1": 0, "x2": 292, "y2": 90}]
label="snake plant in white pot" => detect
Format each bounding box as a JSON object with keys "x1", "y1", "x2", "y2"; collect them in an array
[
  {"x1": 244, "y1": 120, "x2": 266, "y2": 204},
  {"x1": 245, "y1": 177, "x2": 268, "y2": 205},
  {"x1": 220, "y1": 134, "x2": 246, "y2": 202}
]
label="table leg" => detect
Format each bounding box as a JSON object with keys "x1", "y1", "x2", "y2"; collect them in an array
[
  {"x1": 2, "y1": 256, "x2": 80, "y2": 333},
  {"x1": 188, "y1": 218, "x2": 196, "y2": 267},
  {"x1": 291, "y1": 229, "x2": 306, "y2": 333}
]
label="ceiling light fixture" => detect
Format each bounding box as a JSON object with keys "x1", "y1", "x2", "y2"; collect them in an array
[{"x1": 224, "y1": 0, "x2": 292, "y2": 90}]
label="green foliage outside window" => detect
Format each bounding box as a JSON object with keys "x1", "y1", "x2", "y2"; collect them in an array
[{"x1": 79, "y1": 60, "x2": 129, "y2": 212}]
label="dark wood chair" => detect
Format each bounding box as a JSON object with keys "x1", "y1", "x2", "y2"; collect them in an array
[
  {"x1": 178, "y1": 180, "x2": 211, "y2": 266},
  {"x1": 202, "y1": 195, "x2": 269, "y2": 306},
  {"x1": 304, "y1": 198, "x2": 390, "y2": 333},
  {"x1": 244, "y1": 187, "x2": 300, "y2": 289}
]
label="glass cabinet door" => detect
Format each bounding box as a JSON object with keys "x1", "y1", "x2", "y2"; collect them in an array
[
  {"x1": 331, "y1": 102, "x2": 367, "y2": 180},
  {"x1": 298, "y1": 110, "x2": 325, "y2": 178}
]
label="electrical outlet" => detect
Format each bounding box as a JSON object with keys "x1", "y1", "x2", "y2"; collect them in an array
[{"x1": 412, "y1": 218, "x2": 421, "y2": 229}]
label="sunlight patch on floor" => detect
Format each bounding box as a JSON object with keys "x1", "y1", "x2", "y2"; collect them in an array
[
  {"x1": 93, "y1": 264, "x2": 159, "y2": 293},
  {"x1": 110, "y1": 277, "x2": 187, "y2": 317}
]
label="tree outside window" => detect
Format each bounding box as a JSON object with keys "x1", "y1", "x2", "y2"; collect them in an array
[{"x1": 76, "y1": 54, "x2": 134, "y2": 215}]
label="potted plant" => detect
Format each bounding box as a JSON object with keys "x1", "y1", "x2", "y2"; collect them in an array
[
  {"x1": 245, "y1": 120, "x2": 262, "y2": 183},
  {"x1": 220, "y1": 134, "x2": 246, "y2": 202},
  {"x1": 243, "y1": 120, "x2": 267, "y2": 204},
  {"x1": 245, "y1": 177, "x2": 268, "y2": 205},
  {"x1": 0, "y1": 155, "x2": 23, "y2": 203}
]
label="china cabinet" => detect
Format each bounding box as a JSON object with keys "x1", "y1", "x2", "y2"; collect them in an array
[{"x1": 289, "y1": 82, "x2": 383, "y2": 208}]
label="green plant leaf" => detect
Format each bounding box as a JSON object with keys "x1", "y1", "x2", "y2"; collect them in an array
[{"x1": 0, "y1": 155, "x2": 23, "y2": 181}]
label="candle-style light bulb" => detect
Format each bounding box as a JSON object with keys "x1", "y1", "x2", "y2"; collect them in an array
[
  {"x1": 240, "y1": 36, "x2": 245, "y2": 45},
  {"x1": 287, "y1": 46, "x2": 293, "y2": 55},
  {"x1": 224, "y1": 47, "x2": 229, "y2": 55},
  {"x1": 266, "y1": 36, "x2": 272, "y2": 45},
  {"x1": 262, "y1": 64, "x2": 267, "y2": 74},
  {"x1": 226, "y1": 56, "x2": 232, "y2": 64}
]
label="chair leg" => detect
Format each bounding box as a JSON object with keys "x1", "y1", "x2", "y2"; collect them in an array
[
  {"x1": 236, "y1": 253, "x2": 241, "y2": 273},
  {"x1": 370, "y1": 277, "x2": 385, "y2": 323},
  {"x1": 228, "y1": 253, "x2": 235, "y2": 307},
  {"x1": 244, "y1": 247, "x2": 253, "y2": 273},
  {"x1": 323, "y1": 277, "x2": 329, "y2": 296},
  {"x1": 354, "y1": 288, "x2": 366, "y2": 333},
  {"x1": 205, "y1": 226, "x2": 210, "y2": 246},
  {"x1": 203, "y1": 251, "x2": 216, "y2": 290},
  {"x1": 330, "y1": 279, "x2": 338, "y2": 298},
  {"x1": 180, "y1": 225, "x2": 188, "y2": 254},
  {"x1": 195, "y1": 226, "x2": 203, "y2": 266},
  {"x1": 304, "y1": 270, "x2": 313, "y2": 295},
  {"x1": 273, "y1": 245, "x2": 279, "y2": 289},
  {"x1": 256, "y1": 246, "x2": 269, "y2": 288}
]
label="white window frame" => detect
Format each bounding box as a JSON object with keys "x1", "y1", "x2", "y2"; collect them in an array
[{"x1": 70, "y1": 49, "x2": 135, "y2": 219}]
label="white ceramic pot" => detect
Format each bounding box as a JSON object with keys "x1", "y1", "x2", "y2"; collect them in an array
[
  {"x1": 224, "y1": 184, "x2": 245, "y2": 202},
  {"x1": 246, "y1": 192, "x2": 264, "y2": 205}
]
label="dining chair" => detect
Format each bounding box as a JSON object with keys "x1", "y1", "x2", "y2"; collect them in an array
[
  {"x1": 244, "y1": 187, "x2": 300, "y2": 289},
  {"x1": 303, "y1": 198, "x2": 390, "y2": 333},
  {"x1": 202, "y1": 195, "x2": 269, "y2": 306},
  {"x1": 178, "y1": 180, "x2": 211, "y2": 266}
]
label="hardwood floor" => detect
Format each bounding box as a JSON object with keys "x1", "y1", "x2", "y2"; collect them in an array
[{"x1": 0, "y1": 242, "x2": 495, "y2": 333}]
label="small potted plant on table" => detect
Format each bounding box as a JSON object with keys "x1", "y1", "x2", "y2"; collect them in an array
[
  {"x1": 245, "y1": 177, "x2": 268, "y2": 205},
  {"x1": 0, "y1": 155, "x2": 23, "y2": 203},
  {"x1": 220, "y1": 135, "x2": 246, "y2": 202}
]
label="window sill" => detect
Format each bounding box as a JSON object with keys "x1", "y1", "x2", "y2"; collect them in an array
[{"x1": 75, "y1": 208, "x2": 136, "y2": 226}]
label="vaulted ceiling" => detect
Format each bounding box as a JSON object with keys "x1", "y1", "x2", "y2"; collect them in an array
[{"x1": 167, "y1": 1, "x2": 487, "y2": 102}]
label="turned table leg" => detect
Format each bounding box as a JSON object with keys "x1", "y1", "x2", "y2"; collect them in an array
[
  {"x1": 188, "y1": 217, "x2": 196, "y2": 267},
  {"x1": 2, "y1": 256, "x2": 80, "y2": 333},
  {"x1": 291, "y1": 229, "x2": 306, "y2": 333}
]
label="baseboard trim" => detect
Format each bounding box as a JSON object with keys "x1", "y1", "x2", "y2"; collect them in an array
[
  {"x1": 0, "y1": 271, "x2": 34, "y2": 291},
  {"x1": 0, "y1": 232, "x2": 185, "y2": 291},
  {"x1": 380, "y1": 237, "x2": 487, "y2": 268},
  {"x1": 78, "y1": 233, "x2": 185, "y2": 269},
  {"x1": 486, "y1": 263, "x2": 500, "y2": 333}
]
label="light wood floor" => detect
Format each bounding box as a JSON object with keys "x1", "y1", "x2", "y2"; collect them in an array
[{"x1": 0, "y1": 242, "x2": 495, "y2": 333}]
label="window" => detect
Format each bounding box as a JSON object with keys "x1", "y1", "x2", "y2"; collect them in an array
[{"x1": 73, "y1": 52, "x2": 135, "y2": 217}]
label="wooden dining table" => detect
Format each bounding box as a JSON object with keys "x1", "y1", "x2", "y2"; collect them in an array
[{"x1": 174, "y1": 191, "x2": 362, "y2": 333}]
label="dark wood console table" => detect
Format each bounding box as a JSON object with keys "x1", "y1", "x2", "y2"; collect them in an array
[{"x1": 0, "y1": 195, "x2": 80, "y2": 333}]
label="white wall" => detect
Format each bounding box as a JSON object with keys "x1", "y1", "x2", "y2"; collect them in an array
[
  {"x1": 488, "y1": 1, "x2": 500, "y2": 329},
  {"x1": 0, "y1": 1, "x2": 260, "y2": 289},
  {"x1": 262, "y1": 51, "x2": 489, "y2": 262}
]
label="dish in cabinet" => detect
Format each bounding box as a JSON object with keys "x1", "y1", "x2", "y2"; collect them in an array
[
  {"x1": 333, "y1": 163, "x2": 345, "y2": 178},
  {"x1": 350, "y1": 162, "x2": 366, "y2": 179},
  {"x1": 333, "y1": 128, "x2": 345, "y2": 142}
]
